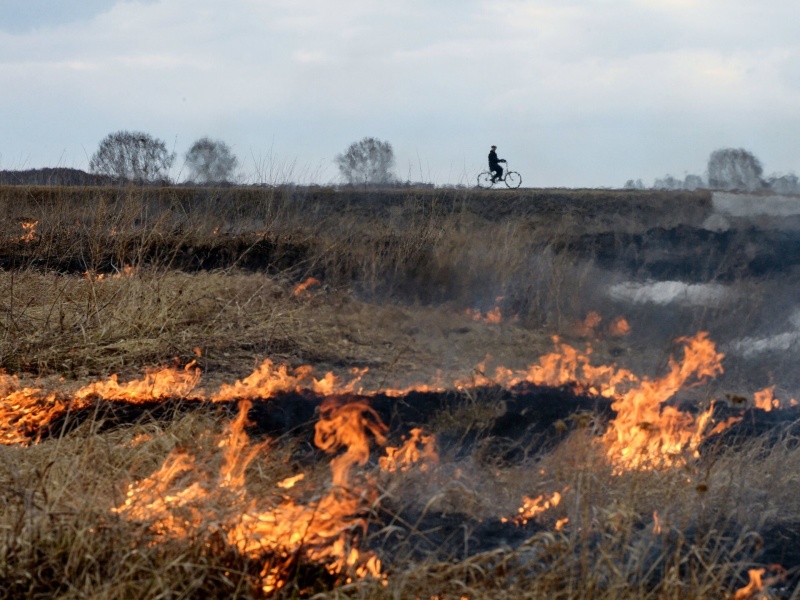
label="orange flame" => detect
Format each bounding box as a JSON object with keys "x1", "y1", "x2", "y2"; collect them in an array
[
  {"x1": 14, "y1": 220, "x2": 39, "y2": 243},
  {"x1": 115, "y1": 398, "x2": 390, "y2": 593},
  {"x1": 293, "y1": 277, "x2": 321, "y2": 297},
  {"x1": 602, "y1": 333, "x2": 740, "y2": 470},
  {"x1": 502, "y1": 490, "x2": 563, "y2": 525},
  {"x1": 211, "y1": 359, "x2": 365, "y2": 402},
  {"x1": 733, "y1": 568, "x2": 765, "y2": 600},
  {"x1": 0, "y1": 373, "x2": 71, "y2": 445},
  {"x1": 575, "y1": 311, "x2": 602, "y2": 336},
  {"x1": 753, "y1": 386, "x2": 779, "y2": 412},
  {"x1": 609, "y1": 317, "x2": 631, "y2": 337},
  {"x1": 379, "y1": 428, "x2": 439, "y2": 473},
  {"x1": 75, "y1": 362, "x2": 201, "y2": 404}
]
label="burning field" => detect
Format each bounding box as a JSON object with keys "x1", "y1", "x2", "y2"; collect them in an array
[{"x1": 2, "y1": 186, "x2": 800, "y2": 598}]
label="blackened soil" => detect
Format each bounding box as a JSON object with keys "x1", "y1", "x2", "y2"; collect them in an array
[
  {"x1": 568, "y1": 225, "x2": 800, "y2": 281},
  {"x1": 0, "y1": 236, "x2": 316, "y2": 276}
]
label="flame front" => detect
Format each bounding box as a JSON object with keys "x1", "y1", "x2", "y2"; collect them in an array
[
  {"x1": 601, "y1": 333, "x2": 739, "y2": 470},
  {"x1": 114, "y1": 398, "x2": 392, "y2": 593},
  {"x1": 75, "y1": 362, "x2": 201, "y2": 403}
]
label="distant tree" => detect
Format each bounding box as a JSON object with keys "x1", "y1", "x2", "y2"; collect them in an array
[
  {"x1": 653, "y1": 174, "x2": 683, "y2": 190},
  {"x1": 707, "y1": 148, "x2": 764, "y2": 191},
  {"x1": 184, "y1": 137, "x2": 238, "y2": 183},
  {"x1": 624, "y1": 179, "x2": 645, "y2": 190},
  {"x1": 683, "y1": 174, "x2": 705, "y2": 191},
  {"x1": 767, "y1": 173, "x2": 800, "y2": 195},
  {"x1": 335, "y1": 137, "x2": 396, "y2": 185},
  {"x1": 89, "y1": 130, "x2": 175, "y2": 183}
]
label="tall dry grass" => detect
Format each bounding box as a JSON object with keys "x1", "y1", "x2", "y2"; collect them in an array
[
  {"x1": 4, "y1": 184, "x2": 797, "y2": 598},
  {"x1": 1, "y1": 403, "x2": 796, "y2": 599}
]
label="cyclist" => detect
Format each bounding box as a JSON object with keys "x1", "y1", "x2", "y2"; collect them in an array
[{"x1": 488, "y1": 145, "x2": 507, "y2": 182}]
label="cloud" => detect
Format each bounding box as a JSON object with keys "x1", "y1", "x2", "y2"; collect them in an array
[{"x1": 1, "y1": 0, "x2": 799, "y2": 185}]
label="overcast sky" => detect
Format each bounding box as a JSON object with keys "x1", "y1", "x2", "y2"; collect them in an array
[{"x1": 1, "y1": 0, "x2": 798, "y2": 187}]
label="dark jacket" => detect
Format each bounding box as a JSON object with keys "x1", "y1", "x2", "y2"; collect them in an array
[{"x1": 488, "y1": 150, "x2": 501, "y2": 168}]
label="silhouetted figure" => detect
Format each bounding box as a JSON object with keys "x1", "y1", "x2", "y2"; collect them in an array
[{"x1": 488, "y1": 145, "x2": 506, "y2": 182}]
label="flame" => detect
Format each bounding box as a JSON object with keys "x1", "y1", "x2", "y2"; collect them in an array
[
  {"x1": 0, "y1": 373, "x2": 71, "y2": 445},
  {"x1": 82, "y1": 265, "x2": 137, "y2": 282},
  {"x1": 576, "y1": 311, "x2": 602, "y2": 336},
  {"x1": 276, "y1": 473, "x2": 305, "y2": 489},
  {"x1": 609, "y1": 316, "x2": 631, "y2": 337},
  {"x1": 293, "y1": 276, "x2": 321, "y2": 297},
  {"x1": 75, "y1": 362, "x2": 201, "y2": 404},
  {"x1": 733, "y1": 568, "x2": 765, "y2": 600},
  {"x1": 753, "y1": 387, "x2": 779, "y2": 412},
  {"x1": 379, "y1": 428, "x2": 439, "y2": 473},
  {"x1": 115, "y1": 398, "x2": 390, "y2": 594},
  {"x1": 502, "y1": 490, "x2": 563, "y2": 525},
  {"x1": 602, "y1": 333, "x2": 740, "y2": 470},
  {"x1": 14, "y1": 220, "x2": 39, "y2": 243},
  {"x1": 0, "y1": 330, "x2": 768, "y2": 477},
  {"x1": 211, "y1": 359, "x2": 365, "y2": 402},
  {"x1": 653, "y1": 510, "x2": 662, "y2": 535}
]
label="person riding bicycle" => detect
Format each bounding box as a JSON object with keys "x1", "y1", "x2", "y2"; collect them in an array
[{"x1": 488, "y1": 145, "x2": 506, "y2": 182}]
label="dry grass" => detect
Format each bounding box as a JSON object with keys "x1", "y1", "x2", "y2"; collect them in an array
[
  {"x1": 2, "y1": 184, "x2": 797, "y2": 598},
  {"x1": 2, "y1": 412, "x2": 796, "y2": 599}
]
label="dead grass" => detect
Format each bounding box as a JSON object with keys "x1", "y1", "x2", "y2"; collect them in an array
[
  {"x1": 2, "y1": 184, "x2": 798, "y2": 598},
  {"x1": 2, "y1": 409, "x2": 795, "y2": 599}
]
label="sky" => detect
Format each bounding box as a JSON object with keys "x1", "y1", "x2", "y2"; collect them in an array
[{"x1": 1, "y1": 0, "x2": 799, "y2": 187}]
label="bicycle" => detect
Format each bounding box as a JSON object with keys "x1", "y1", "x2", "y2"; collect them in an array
[{"x1": 477, "y1": 163, "x2": 522, "y2": 189}]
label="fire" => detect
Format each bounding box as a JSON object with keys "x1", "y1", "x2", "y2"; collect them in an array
[
  {"x1": 452, "y1": 333, "x2": 741, "y2": 471},
  {"x1": 502, "y1": 490, "x2": 564, "y2": 525},
  {"x1": 466, "y1": 306, "x2": 502, "y2": 324},
  {"x1": 733, "y1": 568, "x2": 765, "y2": 599},
  {"x1": 293, "y1": 276, "x2": 321, "y2": 297},
  {"x1": 0, "y1": 373, "x2": 71, "y2": 445},
  {"x1": 0, "y1": 330, "x2": 773, "y2": 479},
  {"x1": 465, "y1": 296, "x2": 513, "y2": 324},
  {"x1": 211, "y1": 359, "x2": 365, "y2": 402},
  {"x1": 75, "y1": 362, "x2": 201, "y2": 403},
  {"x1": 732, "y1": 565, "x2": 786, "y2": 599},
  {"x1": 14, "y1": 220, "x2": 39, "y2": 243},
  {"x1": 82, "y1": 265, "x2": 137, "y2": 282},
  {"x1": 379, "y1": 427, "x2": 439, "y2": 473},
  {"x1": 115, "y1": 398, "x2": 392, "y2": 594},
  {"x1": 575, "y1": 311, "x2": 603, "y2": 336},
  {"x1": 753, "y1": 386, "x2": 779, "y2": 412},
  {"x1": 609, "y1": 316, "x2": 630, "y2": 337},
  {"x1": 602, "y1": 333, "x2": 740, "y2": 470}
]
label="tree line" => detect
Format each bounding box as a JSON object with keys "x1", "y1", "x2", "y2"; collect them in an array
[
  {"x1": 80, "y1": 131, "x2": 397, "y2": 186},
  {"x1": 4, "y1": 129, "x2": 797, "y2": 191},
  {"x1": 625, "y1": 148, "x2": 800, "y2": 194}
]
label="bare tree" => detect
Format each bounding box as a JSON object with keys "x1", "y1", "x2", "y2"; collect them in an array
[
  {"x1": 335, "y1": 137, "x2": 396, "y2": 185},
  {"x1": 767, "y1": 173, "x2": 800, "y2": 194},
  {"x1": 184, "y1": 137, "x2": 238, "y2": 183},
  {"x1": 707, "y1": 148, "x2": 764, "y2": 191},
  {"x1": 89, "y1": 131, "x2": 175, "y2": 183}
]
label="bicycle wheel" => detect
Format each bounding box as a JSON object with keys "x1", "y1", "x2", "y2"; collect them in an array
[
  {"x1": 477, "y1": 172, "x2": 495, "y2": 189},
  {"x1": 504, "y1": 171, "x2": 522, "y2": 189}
]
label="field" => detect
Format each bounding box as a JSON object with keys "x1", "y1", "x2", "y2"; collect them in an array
[{"x1": 2, "y1": 185, "x2": 800, "y2": 599}]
